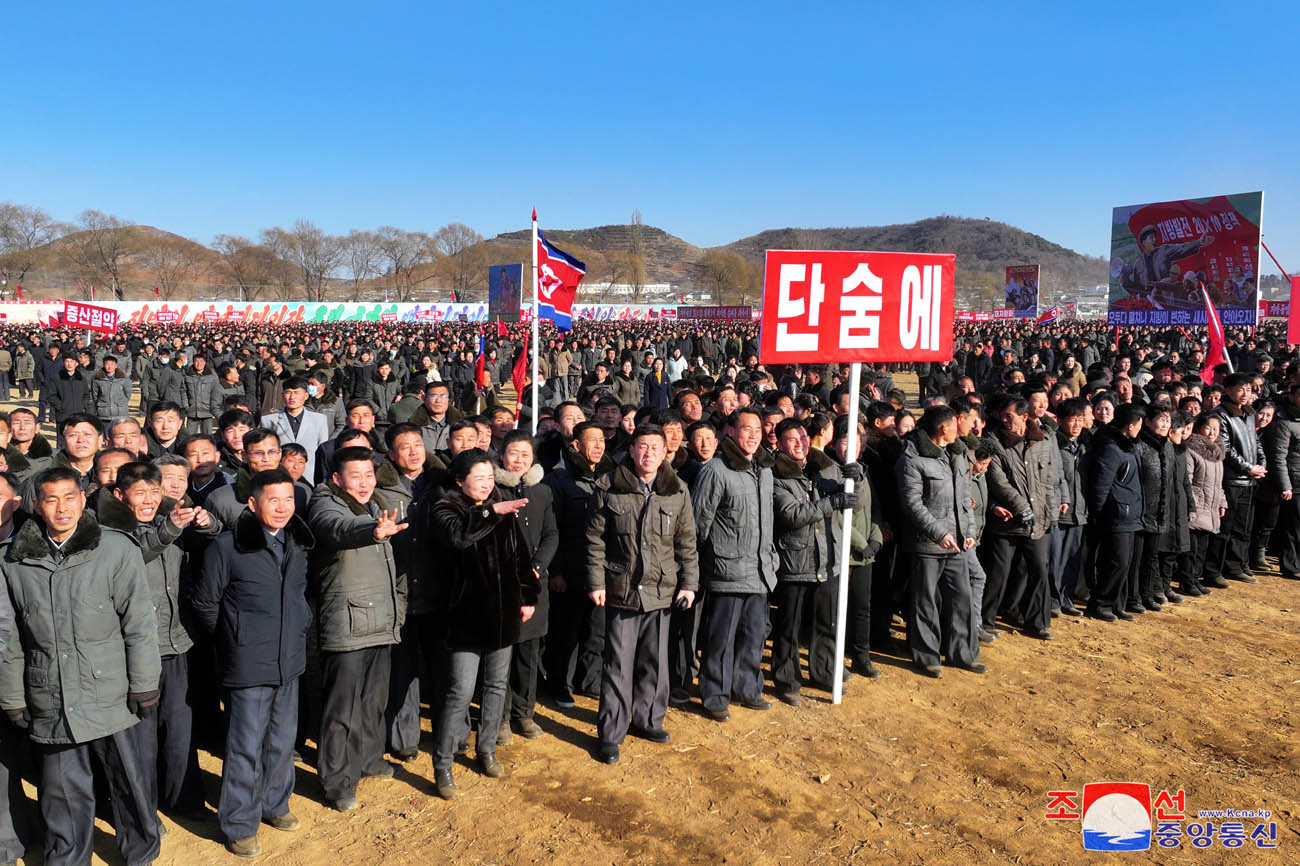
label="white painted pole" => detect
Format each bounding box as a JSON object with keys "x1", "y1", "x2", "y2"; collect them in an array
[
  {"x1": 531, "y1": 213, "x2": 540, "y2": 435},
  {"x1": 832, "y1": 361, "x2": 861, "y2": 706}
]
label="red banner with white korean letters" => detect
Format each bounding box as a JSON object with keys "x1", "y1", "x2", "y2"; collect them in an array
[
  {"x1": 759, "y1": 250, "x2": 955, "y2": 363},
  {"x1": 63, "y1": 301, "x2": 119, "y2": 333}
]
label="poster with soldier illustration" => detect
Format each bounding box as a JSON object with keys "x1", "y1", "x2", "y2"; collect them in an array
[
  {"x1": 1004, "y1": 264, "x2": 1039, "y2": 318},
  {"x1": 1108, "y1": 191, "x2": 1263, "y2": 327}
]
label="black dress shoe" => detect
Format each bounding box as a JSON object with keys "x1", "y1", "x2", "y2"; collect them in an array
[
  {"x1": 1227, "y1": 573, "x2": 1257, "y2": 583},
  {"x1": 704, "y1": 707, "x2": 731, "y2": 722},
  {"x1": 1203, "y1": 575, "x2": 1229, "y2": 588},
  {"x1": 1022, "y1": 628, "x2": 1053, "y2": 640},
  {"x1": 1164, "y1": 591, "x2": 1184, "y2": 603},
  {"x1": 917, "y1": 664, "x2": 943, "y2": 678},
  {"x1": 955, "y1": 662, "x2": 987, "y2": 674},
  {"x1": 851, "y1": 656, "x2": 882, "y2": 678},
  {"x1": 1086, "y1": 609, "x2": 1117, "y2": 622},
  {"x1": 738, "y1": 697, "x2": 771, "y2": 711},
  {"x1": 630, "y1": 726, "x2": 670, "y2": 743},
  {"x1": 1142, "y1": 598, "x2": 1163, "y2": 611},
  {"x1": 1283, "y1": 572, "x2": 1300, "y2": 581},
  {"x1": 1115, "y1": 610, "x2": 1135, "y2": 621},
  {"x1": 979, "y1": 631, "x2": 997, "y2": 644},
  {"x1": 597, "y1": 743, "x2": 620, "y2": 764},
  {"x1": 1179, "y1": 582, "x2": 1205, "y2": 597},
  {"x1": 778, "y1": 690, "x2": 803, "y2": 707},
  {"x1": 1126, "y1": 603, "x2": 1147, "y2": 614},
  {"x1": 435, "y1": 768, "x2": 458, "y2": 799},
  {"x1": 1059, "y1": 604, "x2": 1083, "y2": 617},
  {"x1": 668, "y1": 688, "x2": 691, "y2": 706}
]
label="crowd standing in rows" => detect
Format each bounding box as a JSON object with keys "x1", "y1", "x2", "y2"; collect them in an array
[{"x1": 0, "y1": 315, "x2": 1291, "y2": 864}]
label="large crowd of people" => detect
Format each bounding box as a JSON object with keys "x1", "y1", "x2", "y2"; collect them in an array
[{"x1": 0, "y1": 313, "x2": 1291, "y2": 864}]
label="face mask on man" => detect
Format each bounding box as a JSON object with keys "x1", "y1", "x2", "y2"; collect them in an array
[{"x1": 307, "y1": 384, "x2": 320, "y2": 397}]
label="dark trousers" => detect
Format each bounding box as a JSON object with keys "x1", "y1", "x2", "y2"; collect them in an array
[
  {"x1": 319, "y1": 646, "x2": 391, "y2": 801},
  {"x1": 543, "y1": 588, "x2": 604, "y2": 697},
  {"x1": 870, "y1": 541, "x2": 897, "y2": 647},
  {"x1": 908, "y1": 553, "x2": 976, "y2": 667},
  {"x1": 0, "y1": 729, "x2": 31, "y2": 863},
  {"x1": 1207, "y1": 484, "x2": 1254, "y2": 578},
  {"x1": 1278, "y1": 496, "x2": 1300, "y2": 576},
  {"x1": 847, "y1": 563, "x2": 873, "y2": 660},
  {"x1": 597, "y1": 607, "x2": 670, "y2": 745},
  {"x1": 509, "y1": 637, "x2": 543, "y2": 723},
  {"x1": 1138, "y1": 535, "x2": 1177, "y2": 600},
  {"x1": 39, "y1": 728, "x2": 160, "y2": 866},
  {"x1": 219, "y1": 679, "x2": 298, "y2": 842},
  {"x1": 1129, "y1": 532, "x2": 1156, "y2": 605},
  {"x1": 1088, "y1": 527, "x2": 1134, "y2": 616},
  {"x1": 770, "y1": 580, "x2": 838, "y2": 693},
  {"x1": 16, "y1": 378, "x2": 31, "y2": 399},
  {"x1": 37, "y1": 388, "x2": 53, "y2": 424},
  {"x1": 1190, "y1": 530, "x2": 1213, "y2": 581},
  {"x1": 0, "y1": 370, "x2": 10, "y2": 399},
  {"x1": 1251, "y1": 499, "x2": 1280, "y2": 563},
  {"x1": 434, "y1": 646, "x2": 510, "y2": 771},
  {"x1": 386, "y1": 613, "x2": 436, "y2": 755},
  {"x1": 980, "y1": 533, "x2": 1051, "y2": 632},
  {"x1": 698, "y1": 592, "x2": 767, "y2": 712},
  {"x1": 188, "y1": 637, "x2": 226, "y2": 754},
  {"x1": 133, "y1": 653, "x2": 204, "y2": 814},
  {"x1": 1049, "y1": 523, "x2": 1086, "y2": 606},
  {"x1": 667, "y1": 587, "x2": 707, "y2": 695}
]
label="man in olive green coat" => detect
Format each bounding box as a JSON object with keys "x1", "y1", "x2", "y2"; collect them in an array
[{"x1": 0, "y1": 466, "x2": 161, "y2": 866}]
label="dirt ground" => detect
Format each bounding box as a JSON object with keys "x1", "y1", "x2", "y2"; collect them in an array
[{"x1": 4, "y1": 376, "x2": 1298, "y2": 865}]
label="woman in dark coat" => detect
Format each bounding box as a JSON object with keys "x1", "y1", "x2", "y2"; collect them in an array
[
  {"x1": 428, "y1": 449, "x2": 539, "y2": 799},
  {"x1": 642, "y1": 357, "x2": 671, "y2": 409},
  {"x1": 494, "y1": 431, "x2": 559, "y2": 740}
]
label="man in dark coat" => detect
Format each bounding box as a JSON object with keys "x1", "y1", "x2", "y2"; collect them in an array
[
  {"x1": 195, "y1": 470, "x2": 315, "y2": 858},
  {"x1": 1084, "y1": 404, "x2": 1146, "y2": 621},
  {"x1": 586, "y1": 424, "x2": 699, "y2": 764},
  {"x1": 1207, "y1": 373, "x2": 1266, "y2": 583}
]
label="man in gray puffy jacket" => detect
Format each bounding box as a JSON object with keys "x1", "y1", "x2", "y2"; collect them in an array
[
  {"x1": 0, "y1": 467, "x2": 161, "y2": 866},
  {"x1": 691, "y1": 407, "x2": 777, "y2": 721},
  {"x1": 306, "y1": 447, "x2": 408, "y2": 812},
  {"x1": 896, "y1": 406, "x2": 983, "y2": 677},
  {"x1": 91, "y1": 355, "x2": 133, "y2": 423}
]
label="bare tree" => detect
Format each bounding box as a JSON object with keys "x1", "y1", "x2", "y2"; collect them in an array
[
  {"x1": 341, "y1": 229, "x2": 381, "y2": 300},
  {"x1": 696, "y1": 250, "x2": 759, "y2": 304},
  {"x1": 139, "y1": 234, "x2": 210, "y2": 300},
  {"x1": 628, "y1": 208, "x2": 647, "y2": 302},
  {"x1": 60, "y1": 210, "x2": 135, "y2": 299},
  {"x1": 262, "y1": 220, "x2": 343, "y2": 302},
  {"x1": 259, "y1": 228, "x2": 301, "y2": 300},
  {"x1": 0, "y1": 203, "x2": 66, "y2": 290},
  {"x1": 213, "y1": 234, "x2": 281, "y2": 301},
  {"x1": 375, "y1": 226, "x2": 436, "y2": 302},
  {"x1": 433, "y1": 222, "x2": 485, "y2": 300}
]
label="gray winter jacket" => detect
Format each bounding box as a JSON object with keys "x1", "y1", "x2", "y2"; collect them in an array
[
  {"x1": 691, "y1": 437, "x2": 778, "y2": 593},
  {"x1": 896, "y1": 430, "x2": 975, "y2": 555},
  {"x1": 0, "y1": 514, "x2": 160, "y2": 744},
  {"x1": 982, "y1": 419, "x2": 1062, "y2": 540},
  {"x1": 306, "y1": 482, "x2": 407, "y2": 653},
  {"x1": 184, "y1": 369, "x2": 223, "y2": 420},
  {"x1": 91, "y1": 368, "x2": 132, "y2": 421},
  {"x1": 772, "y1": 448, "x2": 844, "y2": 583}
]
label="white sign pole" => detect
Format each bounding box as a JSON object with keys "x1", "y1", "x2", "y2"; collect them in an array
[
  {"x1": 832, "y1": 361, "x2": 862, "y2": 706},
  {"x1": 531, "y1": 214, "x2": 540, "y2": 435}
]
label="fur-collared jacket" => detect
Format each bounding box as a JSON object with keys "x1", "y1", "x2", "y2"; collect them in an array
[
  {"x1": 981, "y1": 418, "x2": 1062, "y2": 540},
  {"x1": 429, "y1": 488, "x2": 541, "y2": 652},
  {"x1": 205, "y1": 467, "x2": 310, "y2": 530},
  {"x1": 95, "y1": 488, "x2": 221, "y2": 658},
  {"x1": 1084, "y1": 424, "x2": 1144, "y2": 533},
  {"x1": 585, "y1": 456, "x2": 699, "y2": 612},
  {"x1": 691, "y1": 437, "x2": 777, "y2": 593},
  {"x1": 1186, "y1": 434, "x2": 1228, "y2": 533},
  {"x1": 306, "y1": 482, "x2": 407, "y2": 653},
  {"x1": 544, "y1": 447, "x2": 614, "y2": 587},
  {"x1": 195, "y1": 511, "x2": 315, "y2": 689},
  {"x1": 0, "y1": 513, "x2": 160, "y2": 744},
  {"x1": 495, "y1": 463, "x2": 558, "y2": 641},
  {"x1": 1263, "y1": 399, "x2": 1300, "y2": 496},
  {"x1": 772, "y1": 448, "x2": 844, "y2": 583}
]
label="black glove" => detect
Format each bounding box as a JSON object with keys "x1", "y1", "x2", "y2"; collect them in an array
[
  {"x1": 1017, "y1": 508, "x2": 1035, "y2": 531},
  {"x1": 128, "y1": 690, "x2": 160, "y2": 718},
  {"x1": 866, "y1": 538, "x2": 883, "y2": 558},
  {"x1": 6, "y1": 708, "x2": 28, "y2": 730},
  {"x1": 840, "y1": 462, "x2": 864, "y2": 482},
  {"x1": 830, "y1": 491, "x2": 859, "y2": 511}
]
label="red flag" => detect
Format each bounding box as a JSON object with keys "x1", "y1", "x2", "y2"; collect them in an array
[
  {"x1": 153, "y1": 285, "x2": 160, "y2": 298},
  {"x1": 496, "y1": 319, "x2": 507, "y2": 338},
  {"x1": 1199, "y1": 281, "x2": 1231, "y2": 384},
  {"x1": 512, "y1": 332, "x2": 530, "y2": 419},
  {"x1": 14, "y1": 285, "x2": 20, "y2": 299},
  {"x1": 474, "y1": 325, "x2": 489, "y2": 390}
]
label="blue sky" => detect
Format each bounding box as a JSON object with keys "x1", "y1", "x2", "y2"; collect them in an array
[{"x1": 5, "y1": 1, "x2": 1298, "y2": 273}]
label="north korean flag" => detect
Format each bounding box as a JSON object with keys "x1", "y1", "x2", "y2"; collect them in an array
[{"x1": 536, "y1": 230, "x2": 586, "y2": 331}]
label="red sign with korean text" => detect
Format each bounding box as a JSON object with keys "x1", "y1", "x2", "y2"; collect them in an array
[
  {"x1": 992, "y1": 307, "x2": 1014, "y2": 320},
  {"x1": 63, "y1": 301, "x2": 119, "y2": 333},
  {"x1": 1289, "y1": 277, "x2": 1300, "y2": 345},
  {"x1": 759, "y1": 250, "x2": 955, "y2": 364}
]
